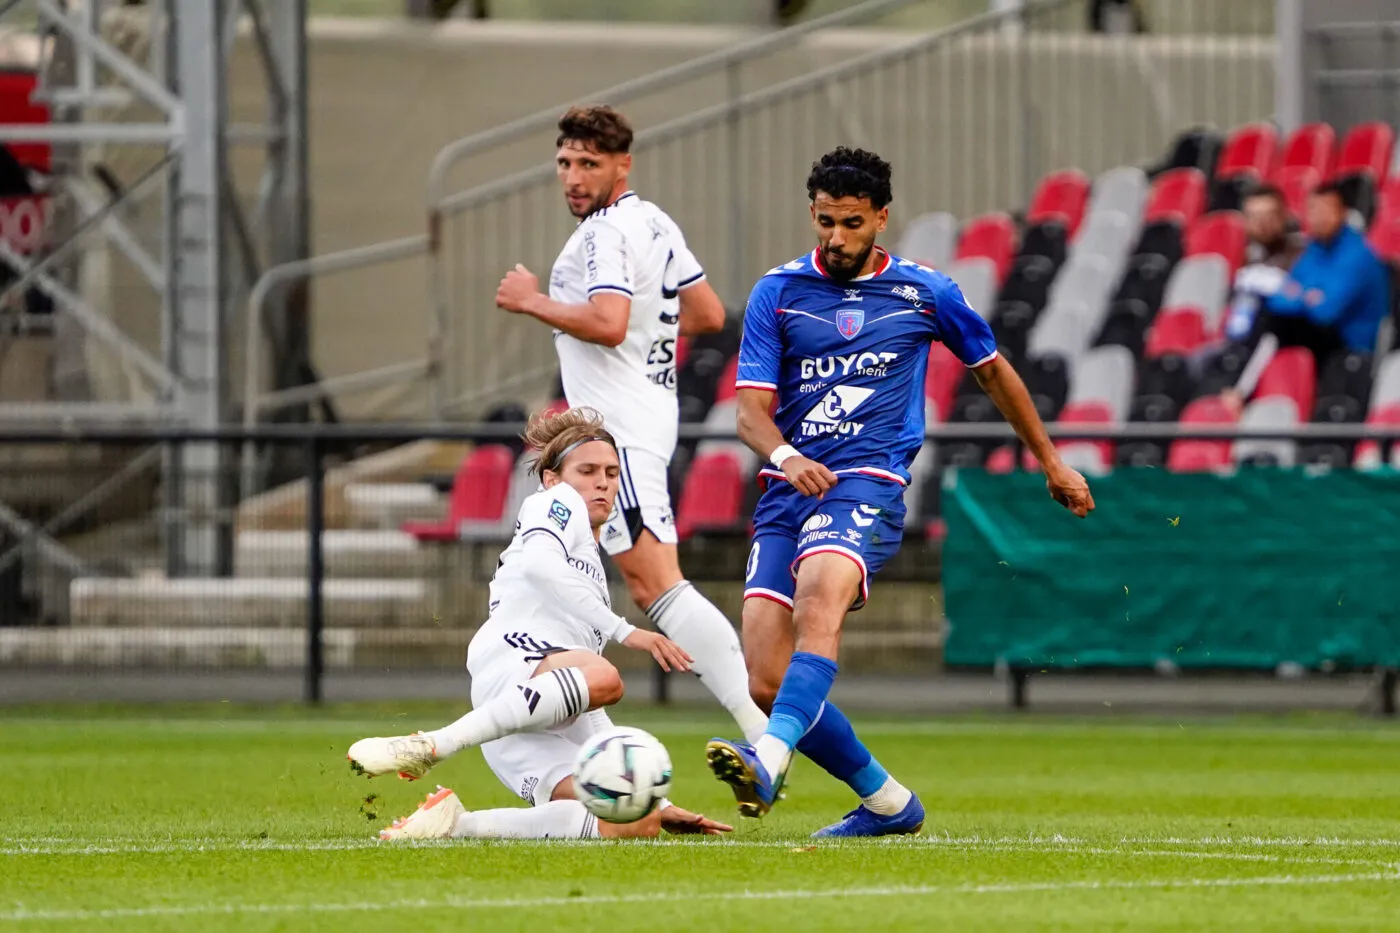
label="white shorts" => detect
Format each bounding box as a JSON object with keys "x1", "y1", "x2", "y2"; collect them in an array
[
  {"x1": 601, "y1": 447, "x2": 678, "y2": 556},
  {"x1": 467, "y1": 617, "x2": 600, "y2": 806}
]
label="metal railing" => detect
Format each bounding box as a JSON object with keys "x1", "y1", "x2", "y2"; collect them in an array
[
  {"x1": 242, "y1": 0, "x2": 1276, "y2": 429},
  {"x1": 0, "y1": 419, "x2": 1396, "y2": 703}
]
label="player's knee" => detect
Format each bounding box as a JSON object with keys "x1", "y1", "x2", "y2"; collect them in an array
[
  {"x1": 748, "y1": 674, "x2": 780, "y2": 713},
  {"x1": 584, "y1": 661, "x2": 625, "y2": 708}
]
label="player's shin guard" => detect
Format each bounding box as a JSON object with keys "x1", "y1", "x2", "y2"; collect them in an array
[
  {"x1": 797, "y1": 702, "x2": 912, "y2": 815},
  {"x1": 424, "y1": 667, "x2": 590, "y2": 758},
  {"x1": 453, "y1": 800, "x2": 601, "y2": 840},
  {"x1": 648, "y1": 581, "x2": 768, "y2": 743},
  {"x1": 756, "y1": 651, "x2": 838, "y2": 777}
]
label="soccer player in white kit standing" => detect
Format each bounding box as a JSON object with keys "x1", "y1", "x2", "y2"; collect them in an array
[
  {"x1": 494, "y1": 105, "x2": 768, "y2": 744},
  {"x1": 348, "y1": 407, "x2": 732, "y2": 840}
]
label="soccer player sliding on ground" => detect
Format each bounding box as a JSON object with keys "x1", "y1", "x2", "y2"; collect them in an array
[
  {"x1": 493, "y1": 104, "x2": 769, "y2": 747},
  {"x1": 348, "y1": 407, "x2": 731, "y2": 841},
  {"x1": 706, "y1": 147, "x2": 1095, "y2": 837}
]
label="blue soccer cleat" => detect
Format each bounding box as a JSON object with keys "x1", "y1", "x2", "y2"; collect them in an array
[
  {"x1": 811, "y1": 792, "x2": 925, "y2": 838},
  {"x1": 705, "y1": 738, "x2": 788, "y2": 818}
]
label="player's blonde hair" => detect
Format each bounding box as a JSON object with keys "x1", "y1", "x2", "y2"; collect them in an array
[{"x1": 525, "y1": 406, "x2": 617, "y2": 478}]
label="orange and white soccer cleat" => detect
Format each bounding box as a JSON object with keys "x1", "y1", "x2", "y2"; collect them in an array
[
  {"x1": 378, "y1": 786, "x2": 466, "y2": 841},
  {"x1": 347, "y1": 733, "x2": 438, "y2": 780}
]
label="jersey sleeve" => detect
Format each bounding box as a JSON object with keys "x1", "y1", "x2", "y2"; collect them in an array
[
  {"x1": 670, "y1": 228, "x2": 706, "y2": 291},
  {"x1": 515, "y1": 489, "x2": 586, "y2": 554},
  {"x1": 735, "y1": 277, "x2": 782, "y2": 390},
  {"x1": 932, "y1": 276, "x2": 999, "y2": 368},
  {"x1": 581, "y1": 221, "x2": 633, "y2": 300}
]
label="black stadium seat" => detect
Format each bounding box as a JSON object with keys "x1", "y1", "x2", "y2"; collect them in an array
[{"x1": 1094, "y1": 298, "x2": 1154, "y2": 358}]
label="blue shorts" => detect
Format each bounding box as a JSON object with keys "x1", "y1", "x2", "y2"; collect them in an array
[{"x1": 743, "y1": 475, "x2": 907, "y2": 612}]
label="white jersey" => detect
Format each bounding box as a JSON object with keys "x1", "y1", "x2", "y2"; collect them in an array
[
  {"x1": 549, "y1": 191, "x2": 706, "y2": 462},
  {"x1": 486, "y1": 483, "x2": 630, "y2": 654}
]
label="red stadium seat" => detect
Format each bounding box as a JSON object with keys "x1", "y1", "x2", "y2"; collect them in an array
[
  {"x1": 1143, "y1": 168, "x2": 1207, "y2": 228},
  {"x1": 1354, "y1": 402, "x2": 1400, "y2": 469},
  {"x1": 1373, "y1": 175, "x2": 1400, "y2": 229},
  {"x1": 1144, "y1": 307, "x2": 1209, "y2": 359},
  {"x1": 1254, "y1": 346, "x2": 1317, "y2": 419},
  {"x1": 1369, "y1": 216, "x2": 1400, "y2": 263},
  {"x1": 1051, "y1": 400, "x2": 1116, "y2": 471},
  {"x1": 402, "y1": 445, "x2": 516, "y2": 542},
  {"x1": 924, "y1": 343, "x2": 964, "y2": 423},
  {"x1": 1278, "y1": 122, "x2": 1335, "y2": 176},
  {"x1": 1185, "y1": 211, "x2": 1248, "y2": 277},
  {"x1": 674, "y1": 336, "x2": 692, "y2": 374},
  {"x1": 713, "y1": 354, "x2": 741, "y2": 404},
  {"x1": 1273, "y1": 165, "x2": 1321, "y2": 230},
  {"x1": 541, "y1": 397, "x2": 570, "y2": 418},
  {"x1": 1027, "y1": 170, "x2": 1091, "y2": 236},
  {"x1": 1167, "y1": 396, "x2": 1238, "y2": 472},
  {"x1": 955, "y1": 212, "x2": 1017, "y2": 286},
  {"x1": 1216, "y1": 123, "x2": 1279, "y2": 180},
  {"x1": 985, "y1": 445, "x2": 1018, "y2": 474},
  {"x1": 1333, "y1": 121, "x2": 1395, "y2": 182},
  {"x1": 675, "y1": 450, "x2": 744, "y2": 539}
]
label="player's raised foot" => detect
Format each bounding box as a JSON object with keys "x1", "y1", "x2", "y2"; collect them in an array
[
  {"x1": 378, "y1": 785, "x2": 465, "y2": 841},
  {"x1": 705, "y1": 738, "x2": 788, "y2": 818},
  {"x1": 810, "y1": 792, "x2": 925, "y2": 839},
  {"x1": 347, "y1": 733, "x2": 438, "y2": 780}
]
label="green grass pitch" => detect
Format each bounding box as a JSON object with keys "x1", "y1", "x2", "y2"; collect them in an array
[{"x1": 3, "y1": 702, "x2": 1399, "y2": 931}]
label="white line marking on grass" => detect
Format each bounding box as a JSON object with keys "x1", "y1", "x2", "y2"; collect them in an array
[{"x1": 2, "y1": 870, "x2": 1397, "y2": 923}]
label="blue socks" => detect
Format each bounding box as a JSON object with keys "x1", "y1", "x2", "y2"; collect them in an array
[
  {"x1": 798, "y1": 703, "x2": 891, "y2": 798},
  {"x1": 766, "y1": 651, "x2": 838, "y2": 749},
  {"x1": 764, "y1": 652, "x2": 893, "y2": 799}
]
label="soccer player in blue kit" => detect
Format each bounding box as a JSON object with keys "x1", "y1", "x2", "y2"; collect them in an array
[{"x1": 706, "y1": 147, "x2": 1095, "y2": 836}]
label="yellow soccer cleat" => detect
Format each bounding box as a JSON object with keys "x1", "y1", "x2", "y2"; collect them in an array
[
  {"x1": 379, "y1": 786, "x2": 466, "y2": 841},
  {"x1": 347, "y1": 733, "x2": 438, "y2": 780}
]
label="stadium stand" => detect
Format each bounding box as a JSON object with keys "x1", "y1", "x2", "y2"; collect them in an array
[
  {"x1": 402, "y1": 444, "x2": 515, "y2": 542},
  {"x1": 648, "y1": 119, "x2": 1400, "y2": 539}
]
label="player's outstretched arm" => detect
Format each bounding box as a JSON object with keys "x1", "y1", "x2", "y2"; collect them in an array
[
  {"x1": 736, "y1": 387, "x2": 837, "y2": 497},
  {"x1": 972, "y1": 355, "x2": 1095, "y2": 518},
  {"x1": 496, "y1": 263, "x2": 631, "y2": 347},
  {"x1": 677, "y1": 279, "x2": 726, "y2": 336}
]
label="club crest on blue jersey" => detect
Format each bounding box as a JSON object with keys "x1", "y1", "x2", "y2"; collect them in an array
[{"x1": 836, "y1": 309, "x2": 864, "y2": 339}]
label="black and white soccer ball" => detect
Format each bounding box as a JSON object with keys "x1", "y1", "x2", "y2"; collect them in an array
[{"x1": 572, "y1": 726, "x2": 673, "y2": 824}]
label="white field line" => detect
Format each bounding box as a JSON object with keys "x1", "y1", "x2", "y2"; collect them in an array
[
  {"x1": 3, "y1": 718, "x2": 1398, "y2": 742},
  {"x1": 2, "y1": 870, "x2": 1398, "y2": 923},
  {"x1": 1, "y1": 835, "x2": 1396, "y2": 866}
]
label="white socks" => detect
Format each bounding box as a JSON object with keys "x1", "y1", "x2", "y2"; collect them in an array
[
  {"x1": 754, "y1": 734, "x2": 793, "y2": 780},
  {"x1": 452, "y1": 799, "x2": 600, "y2": 839},
  {"x1": 861, "y1": 777, "x2": 914, "y2": 816},
  {"x1": 426, "y1": 667, "x2": 590, "y2": 758},
  {"x1": 648, "y1": 581, "x2": 769, "y2": 743}
]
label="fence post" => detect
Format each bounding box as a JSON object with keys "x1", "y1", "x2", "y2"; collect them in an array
[
  {"x1": 652, "y1": 659, "x2": 670, "y2": 706},
  {"x1": 305, "y1": 435, "x2": 325, "y2": 704}
]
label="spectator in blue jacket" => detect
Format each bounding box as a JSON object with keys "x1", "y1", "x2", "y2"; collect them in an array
[{"x1": 1264, "y1": 180, "x2": 1390, "y2": 357}]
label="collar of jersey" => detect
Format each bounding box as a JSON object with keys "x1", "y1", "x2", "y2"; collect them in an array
[
  {"x1": 810, "y1": 246, "x2": 892, "y2": 281},
  {"x1": 580, "y1": 190, "x2": 638, "y2": 222}
]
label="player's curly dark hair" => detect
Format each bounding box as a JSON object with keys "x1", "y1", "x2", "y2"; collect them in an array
[
  {"x1": 556, "y1": 105, "x2": 634, "y2": 155},
  {"x1": 806, "y1": 147, "x2": 893, "y2": 209}
]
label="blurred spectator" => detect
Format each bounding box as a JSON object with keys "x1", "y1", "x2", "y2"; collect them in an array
[
  {"x1": 1089, "y1": 0, "x2": 1146, "y2": 34},
  {"x1": 1219, "y1": 183, "x2": 1305, "y2": 348},
  {"x1": 1264, "y1": 180, "x2": 1390, "y2": 357}
]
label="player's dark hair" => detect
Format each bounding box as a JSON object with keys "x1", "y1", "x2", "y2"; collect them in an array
[
  {"x1": 1311, "y1": 178, "x2": 1348, "y2": 203},
  {"x1": 806, "y1": 147, "x2": 893, "y2": 209},
  {"x1": 525, "y1": 405, "x2": 617, "y2": 478},
  {"x1": 556, "y1": 105, "x2": 634, "y2": 155},
  {"x1": 1242, "y1": 181, "x2": 1286, "y2": 207}
]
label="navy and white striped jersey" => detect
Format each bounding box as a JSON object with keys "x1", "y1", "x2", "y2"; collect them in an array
[{"x1": 736, "y1": 247, "x2": 997, "y2": 487}]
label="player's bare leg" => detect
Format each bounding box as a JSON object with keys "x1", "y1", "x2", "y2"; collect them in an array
[
  {"x1": 613, "y1": 529, "x2": 768, "y2": 743},
  {"x1": 348, "y1": 651, "x2": 616, "y2": 780},
  {"x1": 380, "y1": 773, "x2": 729, "y2": 841}
]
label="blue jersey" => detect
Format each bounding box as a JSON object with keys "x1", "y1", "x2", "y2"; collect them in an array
[{"x1": 736, "y1": 247, "x2": 998, "y2": 486}]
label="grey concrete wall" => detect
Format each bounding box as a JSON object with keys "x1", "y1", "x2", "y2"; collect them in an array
[
  {"x1": 93, "y1": 18, "x2": 1273, "y2": 420},
  {"x1": 1295, "y1": 0, "x2": 1400, "y2": 134}
]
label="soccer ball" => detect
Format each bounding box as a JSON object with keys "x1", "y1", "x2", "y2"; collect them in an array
[{"x1": 572, "y1": 726, "x2": 672, "y2": 824}]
